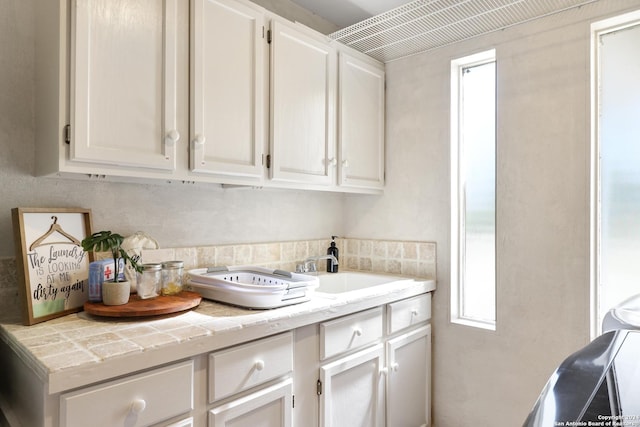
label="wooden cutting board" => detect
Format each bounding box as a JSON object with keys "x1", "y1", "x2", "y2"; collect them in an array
[{"x1": 84, "y1": 291, "x2": 202, "y2": 317}]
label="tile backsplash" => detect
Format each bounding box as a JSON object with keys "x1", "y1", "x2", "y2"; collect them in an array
[{"x1": 0, "y1": 238, "x2": 436, "y2": 322}]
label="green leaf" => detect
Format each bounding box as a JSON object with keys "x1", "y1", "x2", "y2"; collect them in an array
[{"x1": 81, "y1": 231, "x2": 140, "y2": 280}]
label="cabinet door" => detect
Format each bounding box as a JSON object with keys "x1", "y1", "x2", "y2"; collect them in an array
[
  {"x1": 209, "y1": 379, "x2": 292, "y2": 427},
  {"x1": 269, "y1": 20, "x2": 337, "y2": 185},
  {"x1": 70, "y1": 0, "x2": 180, "y2": 171},
  {"x1": 387, "y1": 325, "x2": 431, "y2": 427},
  {"x1": 319, "y1": 344, "x2": 385, "y2": 427},
  {"x1": 190, "y1": 0, "x2": 265, "y2": 179},
  {"x1": 338, "y1": 52, "x2": 385, "y2": 190}
]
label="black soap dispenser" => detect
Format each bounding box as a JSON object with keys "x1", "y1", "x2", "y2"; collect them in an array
[{"x1": 327, "y1": 236, "x2": 339, "y2": 273}]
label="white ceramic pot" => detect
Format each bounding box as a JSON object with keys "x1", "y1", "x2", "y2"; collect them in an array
[{"x1": 102, "y1": 281, "x2": 131, "y2": 306}]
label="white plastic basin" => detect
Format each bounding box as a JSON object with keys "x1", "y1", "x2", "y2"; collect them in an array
[{"x1": 315, "y1": 271, "x2": 413, "y2": 294}]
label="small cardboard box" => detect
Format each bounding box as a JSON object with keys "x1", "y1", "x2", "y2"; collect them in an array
[{"x1": 88, "y1": 258, "x2": 125, "y2": 302}]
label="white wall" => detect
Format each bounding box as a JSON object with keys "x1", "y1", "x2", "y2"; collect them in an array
[
  {"x1": 344, "y1": 1, "x2": 640, "y2": 425},
  {"x1": 0, "y1": 0, "x2": 342, "y2": 258}
]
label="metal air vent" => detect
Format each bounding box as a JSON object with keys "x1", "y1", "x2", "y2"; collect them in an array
[{"x1": 329, "y1": 0, "x2": 599, "y2": 62}]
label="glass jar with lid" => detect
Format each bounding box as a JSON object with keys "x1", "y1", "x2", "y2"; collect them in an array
[
  {"x1": 161, "y1": 261, "x2": 184, "y2": 296},
  {"x1": 136, "y1": 263, "x2": 162, "y2": 299}
]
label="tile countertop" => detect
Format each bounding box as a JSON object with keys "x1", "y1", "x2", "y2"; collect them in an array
[{"x1": 0, "y1": 278, "x2": 435, "y2": 395}]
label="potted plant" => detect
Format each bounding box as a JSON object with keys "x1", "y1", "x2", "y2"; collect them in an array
[{"x1": 82, "y1": 231, "x2": 142, "y2": 305}]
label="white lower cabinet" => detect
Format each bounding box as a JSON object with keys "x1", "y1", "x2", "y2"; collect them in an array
[
  {"x1": 2, "y1": 292, "x2": 432, "y2": 427},
  {"x1": 208, "y1": 332, "x2": 294, "y2": 427},
  {"x1": 313, "y1": 295, "x2": 432, "y2": 427}
]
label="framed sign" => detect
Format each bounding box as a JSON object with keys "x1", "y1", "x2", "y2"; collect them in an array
[{"x1": 11, "y1": 208, "x2": 93, "y2": 325}]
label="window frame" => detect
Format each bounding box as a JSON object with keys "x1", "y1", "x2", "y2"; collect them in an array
[
  {"x1": 450, "y1": 49, "x2": 497, "y2": 331},
  {"x1": 590, "y1": 10, "x2": 640, "y2": 338}
]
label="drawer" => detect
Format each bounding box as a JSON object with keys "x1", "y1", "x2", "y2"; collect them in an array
[
  {"x1": 209, "y1": 332, "x2": 293, "y2": 402},
  {"x1": 320, "y1": 307, "x2": 383, "y2": 360},
  {"x1": 387, "y1": 293, "x2": 431, "y2": 334},
  {"x1": 60, "y1": 360, "x2": 193, "y2": 427}
]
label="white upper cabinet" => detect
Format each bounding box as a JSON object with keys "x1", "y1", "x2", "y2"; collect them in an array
[
  {"x1": 34, "y1": 0, "x2": 383, "y2": 192},
  {"x1": 190, "y1": 0, "x2": 266, "y2": 180},
  {"x1": 70, "y1": 0, "x2": 180, "y2": 171},
  {"x1": 269, "y1": 20, "x2": 337, "y2": 186},
  {"x1": 337, "y1": 52, "x2": 385, "y2": 190}
]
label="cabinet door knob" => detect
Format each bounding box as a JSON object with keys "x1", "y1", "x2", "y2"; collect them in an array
[
  {"x1": 392, "y1": 362, "x2": 399, "y2": 372},
  {"x1": 411, "y1": 309, "x2": 419, "y2": 316},
  {"x1": 193, "y1": 134, "x2": 206, "y2": 148},
  {"x1": 380, "y1": 367, "x2": 389, "y2": 375},
  {"x1": 165, "y1": 129, "x2": 180, "y2": 146},
  {"x1": 130, "y1": 398, "x2": 146, "y2": 414},
  {"x1": 353, "y1": 327, "x2": 363, "y2": 337},
  {"x1": 342, "y1": 159, "x2": 350, "y2": 168},
  {"x1": 254, "y1": 360, "x2": 265, "y2": 371},
  {"x1": 328, "y1": 157, "x2": 337, "y2": 167}
]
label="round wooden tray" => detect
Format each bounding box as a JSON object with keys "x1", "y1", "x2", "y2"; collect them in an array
[{"x1": 84, "y1": 291, "x2": 202, "y2": 317}]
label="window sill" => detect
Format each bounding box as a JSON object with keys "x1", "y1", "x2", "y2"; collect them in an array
[{"x1": 451, "y1": 317, "x2": 496, "y2": 331}]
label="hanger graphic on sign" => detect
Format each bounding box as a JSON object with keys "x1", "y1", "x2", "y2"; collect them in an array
[{"x1": 29, "y1": 216, "x2": 82, "y2": 251}]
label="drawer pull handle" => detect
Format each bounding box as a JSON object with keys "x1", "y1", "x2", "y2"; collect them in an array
[
  {"x1": 255, "y1": 360, "x2": 265, "y2": 371},
  {"x1": 353, "y1": 327, "x2": 363, "y2": 337},
  {"x1": 131, "y1": 398, "x2": 146, "y2": 414}
]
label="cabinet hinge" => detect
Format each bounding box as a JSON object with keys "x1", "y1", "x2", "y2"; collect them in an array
[
  {"x1": 64, "y1": 124, "x2": 71, "y2": 144},
  {"x1": 266, "y1": 154, "x2": 271, "y2": 169},
  {"x1": 317, "y1": 379, "x2": 322, "y2": 396},
  {"x1": 267, "y1": 29, "x2": 272, "y2": 44},
  {"x1": 292, "y1": 394, "x2": 295, "y2": 408}
]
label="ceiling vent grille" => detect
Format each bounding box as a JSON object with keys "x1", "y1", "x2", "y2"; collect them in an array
[{"x1": 329, "y1": 0, "x2": 599, "y2": 62}]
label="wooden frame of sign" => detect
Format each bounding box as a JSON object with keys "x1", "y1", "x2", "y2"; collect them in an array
[{"x1": 11, "y1": 208, "x2": 93, "y2": 325}]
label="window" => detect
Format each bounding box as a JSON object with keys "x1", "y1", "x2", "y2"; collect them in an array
[
  {"x1": 592, "y1": 12, "x2": 640, "y2": 337},
  {"x1": 451, "y1": 50, "x2": 497, "y2": 330}
]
